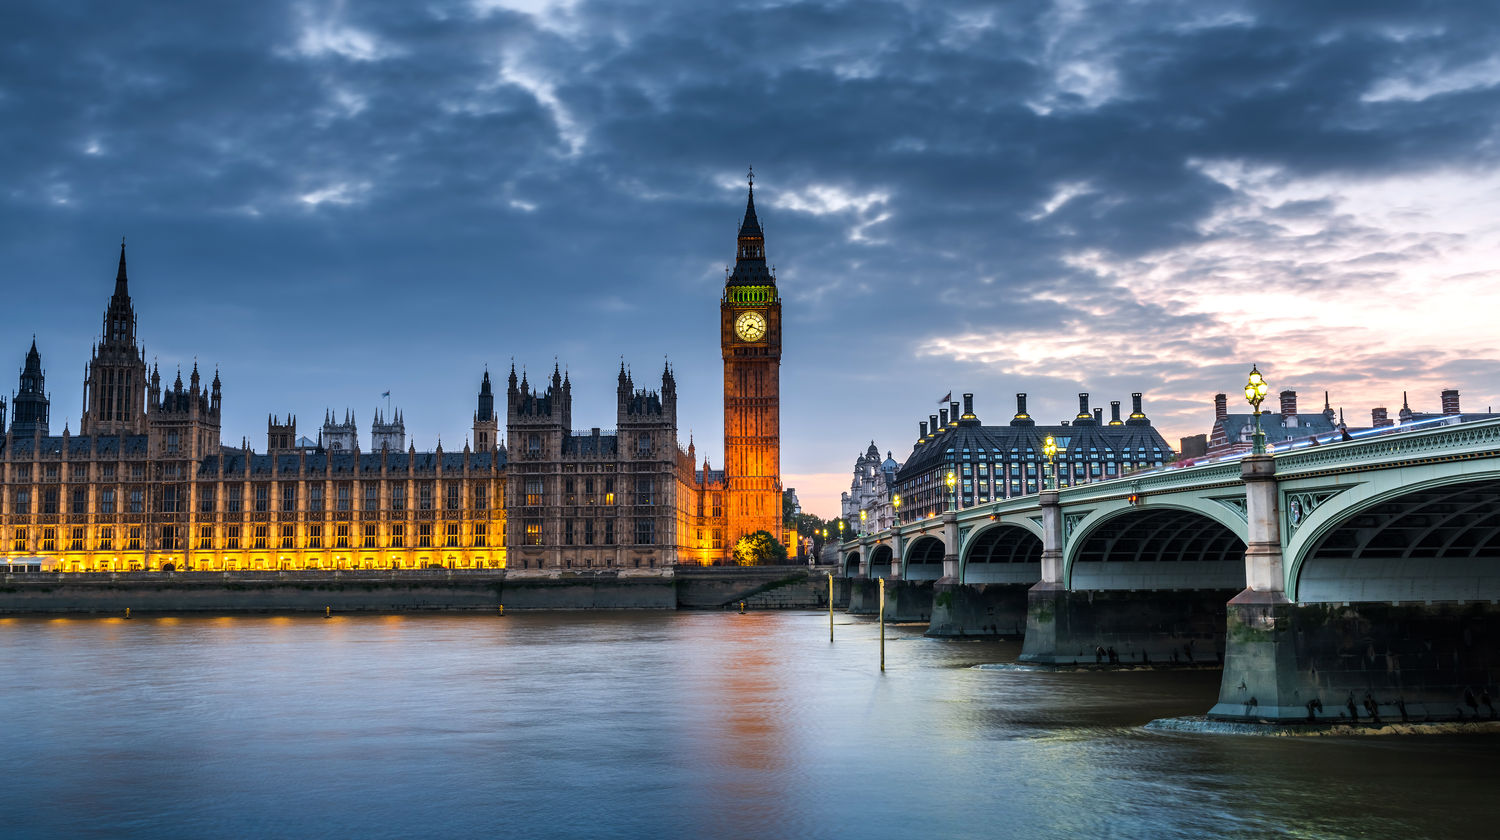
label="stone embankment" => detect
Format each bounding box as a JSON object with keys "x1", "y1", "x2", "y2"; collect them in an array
[{"x1": 0, "y1": 565, "x2": 849, "y2": 615}]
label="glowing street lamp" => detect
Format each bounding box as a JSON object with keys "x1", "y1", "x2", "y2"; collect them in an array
[
  {"x1": 945, "y1": 470, "x2": 957, "y2": 511},
  {"x1": 1245, "y1": 365, "x2": 1270, "y2": 454},
  {"x1": 893, "y1": 493, "x2": 902, "y2": 526},
  {"x1": 1042, "y1": 435, "x2": 1059, "y2": 490},
  {"x1": 859, "y1": 508, "x2": 867, "y2": 536},
  {"x1": 838, "y1": 519, "x2": 845, "y2": 544}
]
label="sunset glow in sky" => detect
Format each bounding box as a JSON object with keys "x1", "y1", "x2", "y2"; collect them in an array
[{"x1": 3, "y1": 0, "x2": 1497, "y2": 516}]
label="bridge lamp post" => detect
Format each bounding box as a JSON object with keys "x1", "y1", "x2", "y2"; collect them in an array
[
  {"x1": 893, "y1": 493, "x2": 901, "y2": 526},
  {"x1": 859, "y1": 509, "x2": 867, "y2": 536},
  {"x1": 1043, "y1": 435, "x2": 1058, "y2": 491},
  {"x1": 1245, "y1": 366, "x2": 1270, "y2": 455},
  {"x1": 945, "y1": 470, "x2": 956, "y2": 512},
  {"x1": 838, "y1": 519, "x2": 845, "y2": 544}
]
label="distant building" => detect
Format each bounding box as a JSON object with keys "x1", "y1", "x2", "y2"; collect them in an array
[
  {"x1": 1207, "y1": 390, "x2": 1341, "y2": 455},
  {"x1": 894, "y1": 392, "x2": 1174, "y2": 521},
  {"x1": 1204, "y1": 388, "x2": 1498, "y2": 457},
  {"x1": 1386, "y1": 389, "x2": 1498, "y2": 427},
  {"x1": 1179, "y1": 434, "x2": 1208, "y2": 459},
  {"x1": 841, "y1": 442, "x2": 900, "y2": 533}
]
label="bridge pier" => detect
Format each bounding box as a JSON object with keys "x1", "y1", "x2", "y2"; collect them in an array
[
  {"x1": 845, "y1": 575, "x2": 933, "y2": 622},
  {"x1": 1211, "y1": 596, "x2": 1500, "y2": 722},
  {"x1": 1020, "y1": 584, "x2": 1232, "y2": 666},
  {"x1": 927, "y1": 581, "x2": 1028, "y2": 637},
  {"x1": 846, "y1": 576, "x2": 878, "y2": 615}
]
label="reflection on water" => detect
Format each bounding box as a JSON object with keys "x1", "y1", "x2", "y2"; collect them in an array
[{"x1": 2, "y1": 612, "x2": 1495, "y2": 839}]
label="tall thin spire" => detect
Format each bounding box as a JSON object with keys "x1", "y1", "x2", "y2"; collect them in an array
[
  {"x1": 728, "y1": 168, "x2": 771, "y2": 287},
  {"x1": 114, "y1": 237, "x2": 129, "y2": 299}
]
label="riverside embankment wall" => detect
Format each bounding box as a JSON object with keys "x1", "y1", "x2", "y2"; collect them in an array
[{"x1": 0, "y1": 566, "x2": 846, "y2": 614}]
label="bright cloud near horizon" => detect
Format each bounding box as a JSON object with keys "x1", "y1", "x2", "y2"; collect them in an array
[{"x1": 2, "y1": 0, "x2": 1498, "y2": 518}]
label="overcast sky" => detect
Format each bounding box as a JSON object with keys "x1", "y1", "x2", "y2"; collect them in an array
[{"x1": 4, "y1": 0, "x2": 1499, "y2": 516}]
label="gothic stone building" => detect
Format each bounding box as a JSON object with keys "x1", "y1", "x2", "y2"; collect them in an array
[
  {"x1": 504, "y1": 179, "x2": 785, "y2": 568},
  {"x1": 1, "y1": 183, "x2": 785, "y2": 571},
  {"x1": 0, "y1": 244, "x2": 504, "y2": 572}
]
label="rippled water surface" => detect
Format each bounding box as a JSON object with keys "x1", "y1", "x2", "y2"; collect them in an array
[{"x1": 3, "y1": 611, "x2": 1496, "y2": 839}]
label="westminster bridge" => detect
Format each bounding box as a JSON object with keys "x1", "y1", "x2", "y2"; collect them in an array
[{"x1": 837, "y1": 416, "x2": 1500, "y2": 723}]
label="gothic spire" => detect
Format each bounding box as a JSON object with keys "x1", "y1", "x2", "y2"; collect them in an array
[
  {"x1": 739, "y1": 167, "x2": 762, "y2": 239},
  {"x1": 728, "y1": 168, "x2": 772, "y2": 287},
  {"x1": 115, "y1": 238, "x2": 130, "y2": 300}
]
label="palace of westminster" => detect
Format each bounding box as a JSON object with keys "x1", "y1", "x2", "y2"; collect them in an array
[{"x1": 0, "y1": 186, "x2": 785, "y2": 572}]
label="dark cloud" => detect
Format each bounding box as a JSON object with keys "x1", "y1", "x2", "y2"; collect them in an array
[{"x1": 2, "y1": 0, "x2": 1497, "y2": 513}]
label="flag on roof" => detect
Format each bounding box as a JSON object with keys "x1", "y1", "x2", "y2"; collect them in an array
[
  {"x1": 938, "y1": 391, "x2": 951, "y2": 404},
  {"x1": 381, "y1": 391, "x2": 391, "y2": 398}
]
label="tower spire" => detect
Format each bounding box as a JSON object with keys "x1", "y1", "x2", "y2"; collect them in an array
[
  {"x1": 728, "y1": 168, "x2": 771, "y2": 287},
  {"x1": 115, "y1": 237, "x2": 129, "y2": 299}
]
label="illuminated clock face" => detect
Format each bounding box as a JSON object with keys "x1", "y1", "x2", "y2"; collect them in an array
[{"x1": 735, "y1": 310, "x2": 767, "y2": 342}]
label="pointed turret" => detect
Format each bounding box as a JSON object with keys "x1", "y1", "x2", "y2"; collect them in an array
[
  {"x1": 727, "y1": 169, "x2": 773, "y2": 286},
  {"x1": 473, "y1": 369, "x2": 498, "y2": 451},
  {"x1": 82, "y1": 239, "x2": 150, "y2": 434},
  {"x1": 10, "y1": 338, "x2": 49, "y2": 436},
  {"x1": 114, "y1": 239, "x2": 130, "y2": 298},
  {"x1": 477, "y1": 370, "x2": 495, "y2": 420}
]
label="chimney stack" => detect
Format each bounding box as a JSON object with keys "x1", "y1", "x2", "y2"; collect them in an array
[
  {"x1": 1077, "y1": 393, "x2": 1091, "y2": 421},
  {"x1": 1110, "y1": 400, "x2": 1122, "y2": 425},
  {"x1": 1441, "y1": 389, "x2": 1460, "y2": 415},
  {"x1": 949, "y1": 401, "x2": 960, "y2": 426},
  {"x1": 1093, "y1": 407, "x2": 1103, "y2": 424},
  {"x1": 919, "y1": 420, "x2": 928, "y2": 440},
  {"x1": 1371, "y1": 406, "x2": 1390, "y2": 427},
  {"x1": 930, "y1": 414, "x2": 939, "y2": 436},
  {"x1": 1214, "y1": 393, "x2": 1227, "y2": 421},
  {"x1": 1011, "y1": 393, "x2": 1034, "y2": 427},
  {"x1": 962, "y1": 393, "x2": 975, "y2": 419},
  {"x1": 1280, "y1": 390, "x2": 1297, "y2": 417},
  {"x1": 1127, "y1": 392, "x2": 1149, "y2": 425},
  {"x1": 940, "y1": 408, "x2": 949, "y2": 427}
]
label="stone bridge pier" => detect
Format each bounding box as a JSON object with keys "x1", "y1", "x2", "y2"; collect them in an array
[
  {"x1": 926, "y1": 515, "x2": 1041, "y2": 638},
  {"x1": 1211, "y1": 454, "x2": 1500, "y2": 723},
  {"x1": 1019, "y1": 487, "x2": 1243, "y2": 668},
  {"x1": 841, "y1": 531, "x2": 935, "y2": 623}
]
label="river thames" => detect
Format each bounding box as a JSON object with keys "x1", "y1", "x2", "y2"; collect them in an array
[{"x1": 3, "y1": 611, "x2": 1495, "y2": 839}]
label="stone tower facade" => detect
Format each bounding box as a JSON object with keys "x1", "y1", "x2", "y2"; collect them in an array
[
  {"x1": 473, "y1": 371, "x2": 498, "y2": 452},
  {"x1": 720, "y1": 177, "x2": 783, "y2": 547},
  {"x1": 321, "y1": 409, "x2": 358, "y2": 451},
  {"x1": 9, "y1": 339, "x2": 49, "y2": 437},
  {"x1": 267, "y1": 415, "x2": 297, "y2": 451},
  {"x1": 371, "y1": 408, "x2": 405, "y2": 452},
  {"x1": 81, "y1": 242, "x2": 148, "y2": 435}
]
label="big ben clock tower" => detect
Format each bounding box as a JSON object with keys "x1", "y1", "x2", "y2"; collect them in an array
[{"x1": 722, "y1": 172, "x2": 783, "y2": 550}]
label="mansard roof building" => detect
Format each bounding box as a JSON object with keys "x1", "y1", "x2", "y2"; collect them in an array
[{"x1": 894, "y1": 392, "x2": 1174, "y2": 521}]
